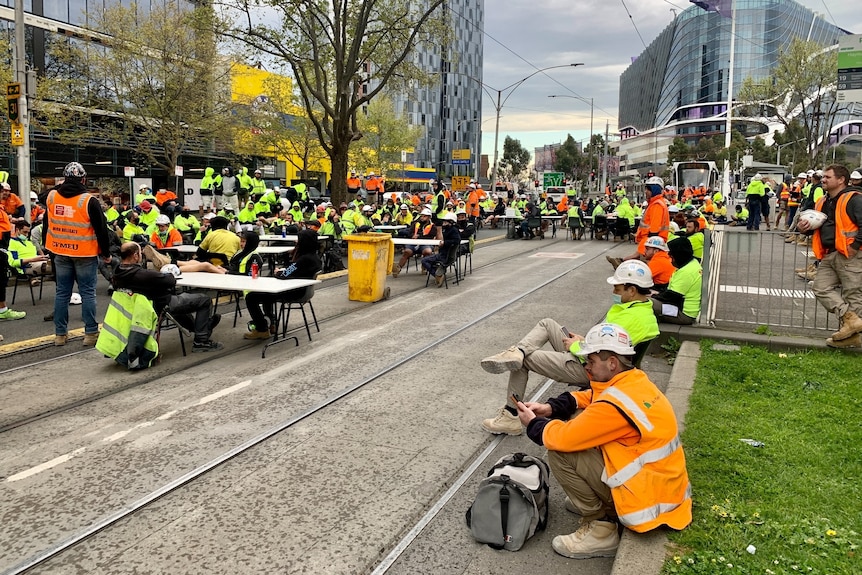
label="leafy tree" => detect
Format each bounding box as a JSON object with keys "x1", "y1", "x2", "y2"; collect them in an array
[
  {"x1": 737, "y1": 38, "x2": 840, "y2": 165},
  {"x1": 497, "y1": 136, "x2": 530, "y2": 182},
  {"x1": 667, "y1": 137, "x2": 693, "y2": 164},
  {"x1": 37, "y1": 0, "x2": 233, "y2": 175},
  {"x1": 351, "y1": 97, "x2": 423, "y2": 179},
  {"x1": 554, "y1": 134, "x2": 582, "y2": 180},
  {"x1": 224, "y1": 0, "x2": 448, "y2": 205}
]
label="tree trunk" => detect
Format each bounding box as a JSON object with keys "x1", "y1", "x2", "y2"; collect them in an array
[{"x1": 330, "y1": 143, "x2": 350, "y2": 207}]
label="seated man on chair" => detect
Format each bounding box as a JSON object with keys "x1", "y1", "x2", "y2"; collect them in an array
[
  {"x1": 7, "y1": 220, "x2": 51, "y2": 285},
  {"x1": 515, "y1": 323, "x2": 691, "y2": 559},
  {"x1": 112, "y1": 242, "x2": 223, "y2": 352},
  {"x1": 421, "y1": 212, "x2": 461, "y2": 287},
  {"x1": 480, "y1": 259, "x2": 659, "y2": 436}
]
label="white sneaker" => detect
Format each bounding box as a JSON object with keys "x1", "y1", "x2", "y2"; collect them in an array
[
  {"x1": 480, "y1": 346, "x2": 524, "y2": 374},
  {"x1": 481, "y1": 408, "x2": 523, "y2": 435},
  {"x1": 552, "y1": 520, "x2": 620, "y2": 559}
]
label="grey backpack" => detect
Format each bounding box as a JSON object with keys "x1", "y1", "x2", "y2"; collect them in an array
[{"x1": 466, "y1": 452, "x2": 550, "y2": 551}]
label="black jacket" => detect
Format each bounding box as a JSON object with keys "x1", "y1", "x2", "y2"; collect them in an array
[{"x1": 112, "y1": 264, "x2": 176, "y2": 313}]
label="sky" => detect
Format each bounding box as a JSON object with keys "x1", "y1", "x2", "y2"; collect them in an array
[{"x1": 476, "y1": 0, "x2": 862, "y2": 161}]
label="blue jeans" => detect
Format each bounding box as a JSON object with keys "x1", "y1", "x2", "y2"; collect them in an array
[{"x1": 54, "y1": 255, "x2": 99, "y2": 336}]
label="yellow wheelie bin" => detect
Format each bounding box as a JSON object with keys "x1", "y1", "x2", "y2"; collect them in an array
[{"x1": 345, "y1": 233, "x2": 393, "y2": 302}]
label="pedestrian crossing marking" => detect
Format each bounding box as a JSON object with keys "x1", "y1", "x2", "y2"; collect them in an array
[{"x1": 719, "y1": 285, "x2": 814, "y2": 298}]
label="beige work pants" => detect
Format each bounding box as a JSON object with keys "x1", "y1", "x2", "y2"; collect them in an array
[
  {"x1": 506, "y1": 318, "x2": 588, "y2": 409},
  {"x1": 812, "y1": 249, "x2": 862, "y2": 319},
  {"x1": 548, "y1": 446, "x2": 614, "y2": 522}
]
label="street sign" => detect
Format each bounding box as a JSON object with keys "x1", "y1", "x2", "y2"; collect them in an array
[
  {"x1": 175, "y1": 166, "x2": 184, "y2": 177},
  {"x1": 7, "y1": 99, "x2": 19, "y2": 123},
  {"x1": 124, "y1": 166, "x2": 136, "y2": 177},
  {"x1": 542, "y1": 172, "x2": 564, "y2": 188},
  {"x1": 452, "y1": 149, "x2": 471, "y2": 160},
  {"x1": 837, "y1": 34, "x2": 862, "y2": 103},
  {"x1": 11, "y1": 122, "x2": 24, "y2": 147},
  {"x1": 451, "y1": 159, "x2": 471, "y2": 165},
  {"x1": 6, "y1": 83, "x2": 20, "y2": 97},
  {"x1": 451, "y1": 176, "x2": 470, "y2": 191}
]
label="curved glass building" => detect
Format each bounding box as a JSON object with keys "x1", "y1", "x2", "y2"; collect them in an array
[{"x1": 616, "y1": 0, "x2": 858, "y2": 174}]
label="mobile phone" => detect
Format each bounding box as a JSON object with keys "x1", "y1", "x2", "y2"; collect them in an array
[
  {"x1": 561, "y1": 326, "x2": 569, "y2": 336},
  {"x1": 511, "y1": 393, "x2": 521, "y2": 405}
]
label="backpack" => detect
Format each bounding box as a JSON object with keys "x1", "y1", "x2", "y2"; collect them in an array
[{"x1": 465, "y1": 452, "x2": 550, "y2": 551}]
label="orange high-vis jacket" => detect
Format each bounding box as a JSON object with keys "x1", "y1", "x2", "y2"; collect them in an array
[
  {"x1": 812, "y1": 192, "x2": 860, "y2": 259},
  {"x1": 347, "y1": 176, "x2": 361, "y2": 191},
  {"x1": 46, "y1": 190, "x2": 100, "y2": 257},
  {"x1": 636, "y1": 195, "x2": 670, "y2": 255}
]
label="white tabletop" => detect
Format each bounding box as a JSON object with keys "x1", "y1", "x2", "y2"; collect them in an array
[
  {"x1": 391, "y1": 238, "x2": 442, "y2": 246},
  {"x1": 373, "y1": 225, "x2": 407, "y2": 231},
  {"x1": 259, "y1": 234, "x2": 331, "y2": 242},
  {"x1": 541, "y1": 215, "x2": 564, "y2": 220},
  {"x1": 176, "y1": 272, "x2": 319, "y2": 294}
]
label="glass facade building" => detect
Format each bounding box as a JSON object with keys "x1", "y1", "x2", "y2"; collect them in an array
[
  {"x1": 389, "y1": 0, "x2": 484, "y2": 178},
  {"x1": 616, "y1": 0, "x2": 857, "y2": 174}
]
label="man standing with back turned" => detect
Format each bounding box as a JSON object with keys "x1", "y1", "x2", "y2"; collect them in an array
[
  {"x1": 798, "y1": 164, "x2": 862, "y2": 348},
  {"x1": 45, "y1": 162, "x2": 112, "y2": 346}
]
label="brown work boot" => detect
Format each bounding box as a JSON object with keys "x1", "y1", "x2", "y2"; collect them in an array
[
  {"x1": 606, "y1": 256, "x2": 623, "y2": 269},
  {"x1": 784, "y1": 234, "x2": 797, "y2": 243},
  {"x1": 83, "y1": 332, "x2": 99, "y2": 347},
  {"x1": 797, "y1": 269, "x2": 816, "y2": 281},
  {"x1": 480, "y1": 346, "x2": 524, "y2": 374},
  {"x1": 391, "y1": 263, "x2": 401, "y2": 278},
  {"x1": 831, "y1": 311, "x2": 862, "y2": 341},
  {"x1": 826, "y1": 333, "x2": 862, "y2": 348}
]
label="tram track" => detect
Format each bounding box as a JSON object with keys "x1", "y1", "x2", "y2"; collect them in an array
[
  {"x1": 0, "y1": 235, "x2": 596, "y2": 435},
  {"x1": 2, "y1": 240, "x2": 616, "y2": 575}
]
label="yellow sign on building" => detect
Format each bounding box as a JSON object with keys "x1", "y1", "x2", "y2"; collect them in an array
[
  {"x1": 451, "y1": 176, "x2": 471, "y2": 191},
  {"x1": 452, "y1": 149, "x2": 471, "y2": 160}
]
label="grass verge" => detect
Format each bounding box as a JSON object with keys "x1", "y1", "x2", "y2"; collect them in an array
[{"x1": 662, "y1": 341, "x2": 861, "y2": 574}]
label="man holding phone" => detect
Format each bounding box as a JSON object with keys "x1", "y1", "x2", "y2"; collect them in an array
[{"x1": 480, "y1": 260, "x2": 659, "y2": 436}]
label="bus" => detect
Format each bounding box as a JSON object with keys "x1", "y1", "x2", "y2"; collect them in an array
[{"x1": 672, "y1": 161, "x2": 719, "y2": 191}]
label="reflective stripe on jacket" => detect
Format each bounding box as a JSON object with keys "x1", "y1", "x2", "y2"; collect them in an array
[{"x1": 96, "y1": 290, "x2": 159, "y2": 369}]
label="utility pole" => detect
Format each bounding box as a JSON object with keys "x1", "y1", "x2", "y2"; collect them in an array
[{"x1": 13, "y1": 0, "x2": 31, "y2": 215}]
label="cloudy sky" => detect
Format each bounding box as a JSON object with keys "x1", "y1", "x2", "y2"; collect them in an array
[{"x1": 476, "y1": 0, "x2": 862, "y2": 158}]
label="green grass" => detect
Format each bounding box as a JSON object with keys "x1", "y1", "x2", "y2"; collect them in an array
[{"x1": 662, "y1": 341, "x2": 862, "y2": 575}]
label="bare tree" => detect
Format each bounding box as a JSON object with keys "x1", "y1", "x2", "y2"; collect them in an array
[{"x1": 222, "y1": 0, "x2": 448, "y2": 205}]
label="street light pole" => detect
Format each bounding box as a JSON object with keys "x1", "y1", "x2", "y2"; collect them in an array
[
  {"x1": 479, "y1": 63, "x2": 583, "y2": 193},
  {"x1": 548, "y1": 94, "x2": 593, "y2": 190}
]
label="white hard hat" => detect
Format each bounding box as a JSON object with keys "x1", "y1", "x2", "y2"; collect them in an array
[
  {"x1": 368, "y1": 171, "x2": 375, "y2": 176},
  {"x1": 668, "y1": 205, "x2": 680, "y2": 213},
  {"x1": 30, "y1": 191, "x2": 38, "y2": 200},
  {"x1": 607, "y1": 259, "x2": 654, "y2": 288},
  {"x1": 814, "y1": 169, "x2": 823, "y2": 177},
  {"x1": 670, "y1": 221, "x2": 680, "y2": 233},
  {"x1": 400, "y1": 204, "x2": 409, "y2": 210},
  {"x1": 139, "y1": 184, "x2": 149, "y2": 191},
  {"x1": 420, "y1": 208, "x2": 433, "y2": 216},
  {"x1": 203, "y1": 212, "x2": 216, "y2": 220},
  {"x1": 443, "y1": 212, "x2": 457, "y2": 222},
  {"x1": 160, "y1": 264, "x2": 182, "y2": 277},
  {"x1": 807, "y1": 170, "x2": 815, "y2": 176},
  {"x1": 797, "y1": 172, "x2": 808, "y2": 178},
  {"x1": 574, "y1": 323, "x2": 636, "y2": 357},
  {"x1": 851, "y1": 170, "x2": 862, "y2": 180},
  {"x1": 455, "y1": 209, "x2": 467, "y2": 215},
  {"x1": 646, "y1": 176, "x2": 664, "y2": 187},
  {"x1": 644, "y1": 236, "x2": 669, "y2": 251},
  {"x1": 798, "y1": 209, "x2": 827, "y2": 230},
  {"x1": 155, "y1": 215, "x2": 170, "y2": 225},
  {"x1": 69, "y1": 293, "x2": 82, "y2": 305},
  {"x1": 362, "y1": 205, "x2": 373, "y2": 212},
  {"x1": 752, "y1": 173, "x2": 762, "y2": 181},
  {"x1": 429, "y1": 178, "x2": 436, "y2": 185}
]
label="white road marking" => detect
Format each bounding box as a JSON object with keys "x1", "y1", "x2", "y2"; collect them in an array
[
  {"x1": 720, "y1": 284, "x2": 814, "y2": 299},
  {"x1": 6, "y1": 380, "x2": 253, "y2": 483}
]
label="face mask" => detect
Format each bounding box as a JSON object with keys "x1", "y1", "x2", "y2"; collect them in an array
[{"x1": 612, "y1": 293, "x2": 623, "y2": 305}]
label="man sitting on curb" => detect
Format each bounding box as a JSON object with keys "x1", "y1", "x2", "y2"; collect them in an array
[
  {"x1": 515, "y1": 323, "x2": 692, "y2": 559},
  {"x1": 480, "y1": 260, "x2": 659, "y2": 436}
]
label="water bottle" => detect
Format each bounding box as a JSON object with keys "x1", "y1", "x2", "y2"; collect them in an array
[
  {"x1": 281, "y1": 225, "x2": 287, "y2": 238},
  {"x1": 251, "y1": 261, "x2": 259, "y2": 279}
]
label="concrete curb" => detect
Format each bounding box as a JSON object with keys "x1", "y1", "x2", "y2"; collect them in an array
[{"x1": 610, "y1": 340, "x2": 702, "y2": 575}]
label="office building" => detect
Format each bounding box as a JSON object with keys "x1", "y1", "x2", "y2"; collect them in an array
[{"x1": 616, "y1": 0, "x2": 857, "y2": 177}]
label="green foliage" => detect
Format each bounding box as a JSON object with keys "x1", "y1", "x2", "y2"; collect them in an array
[
  {"x1": 499, "y1": 136, "x2": 531, "y2": 180},
  {"x1": 554, "y1": 134, "x2": 582, "y2": 179},
  {"x1": 663, "y1": 343, "x2": 862, "y2": 574},
  {"x1": 752, "y1": 324, "x2": 773, "y2": 335},
  {"x1": 353, "y1": 97, "x2": 424, "y2": 177}
]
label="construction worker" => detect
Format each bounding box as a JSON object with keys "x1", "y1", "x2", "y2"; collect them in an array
[{"x1": 515, "y1": 322, "x2": 691, "y2": 559}]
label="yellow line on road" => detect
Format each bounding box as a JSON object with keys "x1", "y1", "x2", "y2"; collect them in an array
[{"x1": 0, "y1": 327, "x2": 88, "y2": 356}]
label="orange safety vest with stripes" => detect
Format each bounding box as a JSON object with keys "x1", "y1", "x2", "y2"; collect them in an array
[
  {"x1": 812, "y1": 191, "x2": 860, "y2": 259},
  {"x1": 46, "y1": 190, "x2": 99, "y2": 257},
  {"x1": 636, "y1": 196, "x2": 670, "y2": 255}
]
